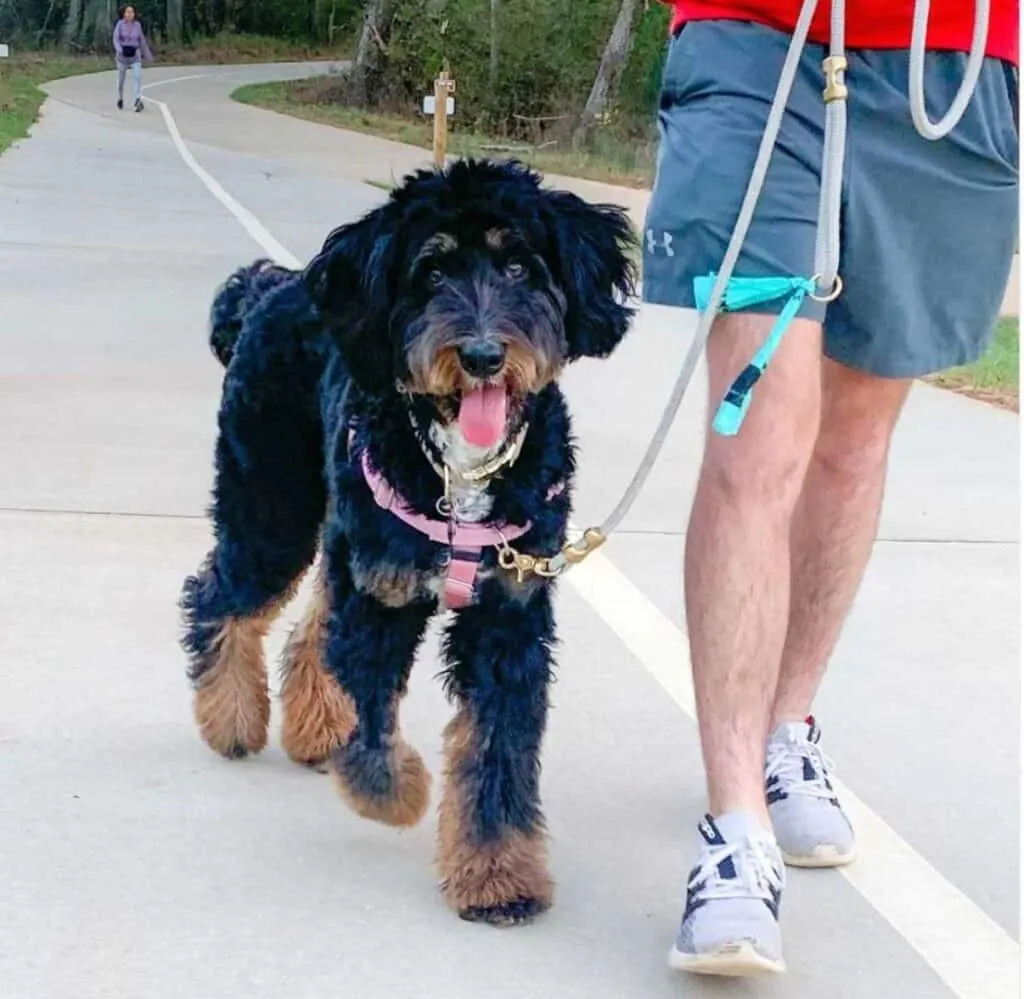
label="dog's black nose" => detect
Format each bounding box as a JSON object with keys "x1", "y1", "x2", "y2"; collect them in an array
[{"x1": 458, "y1": 342, "x2": 506, "y2": 378}]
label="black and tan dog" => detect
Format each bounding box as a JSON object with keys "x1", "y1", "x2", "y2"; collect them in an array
[{"x1": 181, "y1": 159, "x2": 636, "y2": 925}]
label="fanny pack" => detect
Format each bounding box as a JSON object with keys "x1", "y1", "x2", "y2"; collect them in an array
[{"x1": 121, "y1": 44, "x2": 137, "y2": 58}]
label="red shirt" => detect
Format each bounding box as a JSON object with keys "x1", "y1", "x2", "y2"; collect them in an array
[{"x1": 664, "y1": 1, "x2": 1019, "y2": 65}]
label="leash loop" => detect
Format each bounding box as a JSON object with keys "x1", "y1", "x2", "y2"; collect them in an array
[
  {"x1": 808, "y1": 272, "x2": 844, "y2": 303},
  {"x1": 909, "y1": 0, "x2": 991, "y2": 140}
]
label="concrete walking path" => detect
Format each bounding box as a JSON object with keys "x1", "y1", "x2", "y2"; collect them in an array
[{"x1": 0, "y1": 63, "x2": 1017, "y2": 999}]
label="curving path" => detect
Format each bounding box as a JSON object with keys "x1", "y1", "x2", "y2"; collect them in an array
[{"x1": 0, "y1": 62, "x2": 1018, "y2": 999}]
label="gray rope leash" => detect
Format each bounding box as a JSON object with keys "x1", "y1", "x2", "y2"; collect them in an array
[
  {"x1": 814, "y1": 0, "x2": 848, "y2": 293},
  {"x1": 910, "y1": 0, "x2": 991, "y2": 140},
  {"x1": 538, "y1": 0, "x2": 990, "y2": 577}
]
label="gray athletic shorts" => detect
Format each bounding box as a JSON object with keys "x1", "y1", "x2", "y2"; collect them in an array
[{"x1": 642, "y1": 20, "x2": 1020, "y2": 377}]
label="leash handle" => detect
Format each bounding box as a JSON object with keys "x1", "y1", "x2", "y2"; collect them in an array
[{"x1": 909, "y1": 0, "x2": 991, "y2": 140}]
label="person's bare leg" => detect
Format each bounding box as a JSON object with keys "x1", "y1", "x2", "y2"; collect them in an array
[
  {"x1": 686, "y1": 313, "x2": 823, "y2": 824},
  {"x1": 771, "y1": 359, "x2": 912, "y2": 725}
]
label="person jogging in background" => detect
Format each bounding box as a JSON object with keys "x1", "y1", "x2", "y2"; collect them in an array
[
  {"x1": 643, "y1": 0, "x2": 1018, "y2": 979},
  {"x1": 113, "y1": 5, "x2": 153, "y2": 112}
]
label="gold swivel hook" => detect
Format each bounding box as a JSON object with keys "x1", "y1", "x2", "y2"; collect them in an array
[{"x1": 822, "y1": 55, "x2": 849, "y2": 104}]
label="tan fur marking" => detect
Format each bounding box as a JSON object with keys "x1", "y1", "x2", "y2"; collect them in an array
[
  {"x1": 194, "y1": 616, "x2": 272, "y2": 757},
  {"x1": 437, "y1": 709, "x2": 553, "y2": 914},
  {"x1": 410, "y1": 343, "x2": 464, "y2": 397},
  {"x1": 351, "y1": 564, "x2": 424, "y2": 608},
  {"x1": 331, "y1": 741, "x2": 432, "y2": 827},
  {"x1": 193, "y1": 583, "x2": 299, "y2": 758},
  {"x1": 422, "y1": 232, "x2": 458, "y2": 254},
  {"x1": 484, "y1": 228, "x2": 511, "y2": 251},
  {"x1": 412, "y1": 341, "x2": 558, "y2": 401},
  {"x1": 504, "y1": 340, "x2": 559, "y2": 396},
  {"x1": 280, "y1": 572, "x2": 357, "y2": 767}
]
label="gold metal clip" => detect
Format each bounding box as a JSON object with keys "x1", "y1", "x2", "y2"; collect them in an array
[
  {"x1": 496, "y1": 527, "x2": 608, "y2": 584},
  {"x1": 435, "y1": 465, "x2": 454, "y2": 518},
  {"x1": 497, "y1": 544, "x2": 538, "y2": 584},
  {"x1": 822, "y1": 55, "x2": 849, "y2": 104},
  {"x1": 561, "y1": 528, "x2": 606, "y2": 564}
]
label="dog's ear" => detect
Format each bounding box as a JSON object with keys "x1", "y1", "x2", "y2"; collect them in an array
[
  {"x1": 303, "y1": 209, "x2": 400, "y2": 394},
  {"x1": 540, "y1": 191, "x2": 637, "y2": 361}
]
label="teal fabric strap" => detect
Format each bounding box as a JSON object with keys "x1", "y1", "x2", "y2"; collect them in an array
[{"x1": 692, "y1": 273, "x2": 815, "y2": 437}]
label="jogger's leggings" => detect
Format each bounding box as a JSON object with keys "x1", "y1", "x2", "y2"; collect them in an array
[{"x1": 116, "y1": 60, "x2": 142, "y2": 103}]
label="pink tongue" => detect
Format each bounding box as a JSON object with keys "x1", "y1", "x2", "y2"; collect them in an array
[{"x1": 458, "y1": 383, "x2": 508, "y2": 448}]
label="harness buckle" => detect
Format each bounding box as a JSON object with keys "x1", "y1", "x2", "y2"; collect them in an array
[{"x1": 822, "y1": 55, "x2": 849, "y2": 104}]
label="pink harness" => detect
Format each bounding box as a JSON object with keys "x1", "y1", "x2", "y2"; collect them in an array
[{"x1": 359, "y1": 449, "x2": 532, "y2": 609}]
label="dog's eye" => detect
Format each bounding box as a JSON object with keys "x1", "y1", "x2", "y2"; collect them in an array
[
  {"x1": 427, "y1": 268, "x2": 445, "y2": 288},
  {"x1": 504, "y1": 260, "x2": 526, "y2": 280}
]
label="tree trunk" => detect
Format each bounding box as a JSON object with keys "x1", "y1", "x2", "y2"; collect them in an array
[
  {"x1": 313, "y1": 0, "x2": 328, "y2": 43},
  {"x1": 61, "y1": 0, "x2": 85, "y2": 48},
  {"x1": 89, "y1": 0, "x2": 115, "y2": 51},
  {"x1": 573, "y1": 0, "x2": 639, "y2": 147},
  {"x1": 63, "y1": 0, "x2": 115, "y2": 51},
  {"x1": 489, "y1": 0, "x2": 499, "y2": 90},
  {"x1": 348, "y1": 0, "x2": 390, "y2": 108},
  {"x1": 167, "y1": 0, "x2": 184, "y2": 44}
]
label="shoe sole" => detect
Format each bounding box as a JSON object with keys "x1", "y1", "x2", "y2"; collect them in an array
[
  {"x1": 668, "y1": 941, "x2": 785, "y2": 977},
  {"x1": 782, "y1": 844, "x2": 857, "y2": 868}
]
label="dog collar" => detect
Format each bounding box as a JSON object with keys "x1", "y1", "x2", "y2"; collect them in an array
[
  {"x1": 410, "y1": 411, "x2": 529, "y2": 487},
  {"x1": 358, "y1": 447, "x2": 532, "y2": 610}
]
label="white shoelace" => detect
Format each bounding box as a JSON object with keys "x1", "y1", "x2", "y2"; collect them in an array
[
  {"x1": 765, "y1": 737, "x2": 838, "y2": 801},
  {"x1": 688, "y1": 831, "x2": 784, "y2": 904}
]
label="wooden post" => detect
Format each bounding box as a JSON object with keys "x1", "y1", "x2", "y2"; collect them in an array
[{"x1": 432, "y1": 69, "x2": 455, "y2": 169}]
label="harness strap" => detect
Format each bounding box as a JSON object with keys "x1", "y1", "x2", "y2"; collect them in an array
[{"x1": 359, "y1": 446, "x2": 532, "y2": 609}]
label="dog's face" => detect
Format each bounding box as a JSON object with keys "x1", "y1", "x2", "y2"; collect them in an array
[{"x1": 305, "y1": 160, "x2": 636, "y2": 448}]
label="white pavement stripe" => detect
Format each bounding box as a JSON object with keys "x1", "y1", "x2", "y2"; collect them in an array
[
  {"x1": 564, "y1": 549, "x2": 1020, "y2": 999},
  {"x1": 149, "y1": 97, "x2": 301, "y2": 269},
  {"x1": 142, "y1": 73, "x2": 215, "y2": 91},
  {"x1": 150, "y1": 93, "x2": 1021, "y2": 998}
]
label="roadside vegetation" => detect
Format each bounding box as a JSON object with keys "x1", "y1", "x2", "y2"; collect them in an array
[{"x1": 2, "y1": 0, "x2": 1017, "y2": 407}]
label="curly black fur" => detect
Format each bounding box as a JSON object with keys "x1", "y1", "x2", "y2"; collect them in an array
[
  {"x1": 207, "y1": 258, "x2": 295, "y2": 366},
  {"x1": 181, "y1": 158, "x2": 637, "y2": 923}
]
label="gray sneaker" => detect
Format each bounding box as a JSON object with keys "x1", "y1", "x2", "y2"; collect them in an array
[
  {"x1": 766, "y1": 716, "x2": 856, "y2": 868},
  {"x1": 668, "y1": 812, "x2": 786, "y2": 977}
]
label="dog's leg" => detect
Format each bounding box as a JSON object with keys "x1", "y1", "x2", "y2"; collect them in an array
[
  {"x1": 323, "y1": 547, "x2": 434, "y2": 827},
  {"x1": 184, "y1": 536, "x2": 320, "y2": 761},
  {"x1": 181, "y1": 343, "x2": 326, "y2": 760},
  {"x1": 184, "y1": 578, "x2": 297, "y2": 759},
  {"x1": 438, "y1": 584, "x2": 556, "y2": 926},
  {"x1": 279, "y1": 564, "x2": 357, "y2": 770}
]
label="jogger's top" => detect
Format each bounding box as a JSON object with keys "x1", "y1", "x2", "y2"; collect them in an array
[{"x1": 112, "y1": 16, "x2": 152, "y2": 64}]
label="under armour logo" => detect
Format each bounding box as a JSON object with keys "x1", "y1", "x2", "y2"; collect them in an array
[{"x1": 645, "y1": 228, "x2": 675, "y2": 257}]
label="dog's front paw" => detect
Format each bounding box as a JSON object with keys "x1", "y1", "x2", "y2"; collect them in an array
[
  {"x1": 330, "y1": 738, "x2": 432, "y2": 827},
  {"x1": 459, "y1": 896, "x2": 551, "y2": 927},
  {"x1": 439, "y1": 829, "x2": 554, "y2": 927}
]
